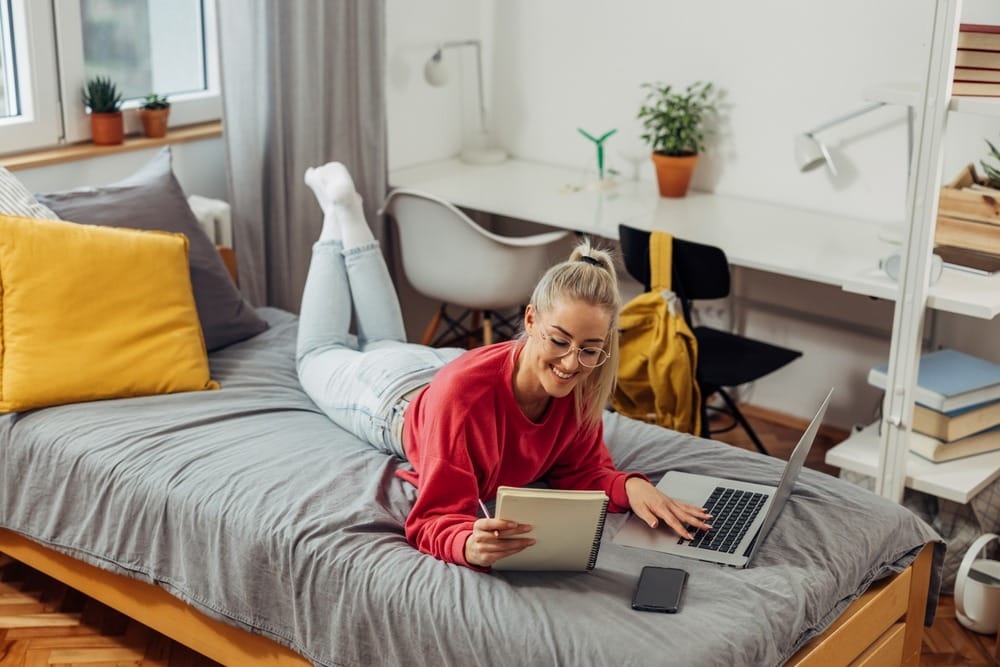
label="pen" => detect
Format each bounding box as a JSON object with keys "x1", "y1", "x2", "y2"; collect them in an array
[{"x1": 478, "y1": 498, "x2": 500, "y2": 538}]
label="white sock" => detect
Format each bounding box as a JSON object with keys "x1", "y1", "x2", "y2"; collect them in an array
[
  {"x1": 318, "y1": 211, "x2": 341, "y2": 242},
  {"x1": 303, "y1": 162, "x2": 374, "y2": 248},
  {"x1": 304, "y1": 166, "x2": 342, "y2": 242},
  {"x1": 336, "y1": 193, "x2": 374, "y2": 249}
]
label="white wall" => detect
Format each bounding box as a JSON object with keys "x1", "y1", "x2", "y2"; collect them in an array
[
  {"x1": 385, "y1": 0, "x2": 482, "y2": 168},
  {"x1": 386, "y1": 0, "x2": 1000, "y2": 429}
]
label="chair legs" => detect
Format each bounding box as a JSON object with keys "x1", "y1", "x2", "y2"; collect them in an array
[
  {"x1": 482, "y1": 314, "x2": 493, "y2": 346},
  {"x1": 713, "y1": 388, "x2": 770, "y2": 456},
  {"x1": 421, "y1": 305, "x2": 521, "y2": 348},
  {"x1": 420, "y1": 305, "x2": 447, "y2": 346}
]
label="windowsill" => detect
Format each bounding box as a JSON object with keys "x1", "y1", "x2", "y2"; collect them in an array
[{"x1": 1, "y1": 121, "x2": 223, "y2": 172}]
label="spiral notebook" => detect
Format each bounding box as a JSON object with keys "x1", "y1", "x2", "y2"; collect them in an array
[{"x1": 493, "y1": 486, "x2": 609, "y2": 571}]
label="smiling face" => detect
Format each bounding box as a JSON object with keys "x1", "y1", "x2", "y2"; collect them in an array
[{"x1": 515, "y1": 299, "x2": 612, "y2": 411}]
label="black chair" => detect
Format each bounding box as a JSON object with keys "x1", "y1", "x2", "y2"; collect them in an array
[{"x1": 618, "y1": 224, "x2": 802, "y2": 455}]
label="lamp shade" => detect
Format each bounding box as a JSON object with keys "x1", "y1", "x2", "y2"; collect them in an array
[
  {"x1": 794, "y1": 134, "x2": 837, "y2": 176},
  {"x1": 423, "y1": 51, "x2": 450, "y2": 87},
  {"x1": 794, "y1": 101, "x2": 887, "y2": 177}
]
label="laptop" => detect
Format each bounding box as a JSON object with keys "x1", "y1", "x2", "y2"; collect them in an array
[{"x1": 613, "y1": 388, "x2": 833, "y2": 568}]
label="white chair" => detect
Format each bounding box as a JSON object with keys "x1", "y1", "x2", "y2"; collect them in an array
[{"x1": 379, "y1": 188, "x2": 572, "y2": 346}]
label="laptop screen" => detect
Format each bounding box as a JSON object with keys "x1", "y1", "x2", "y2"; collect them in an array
[{"x1": 744, "y1": 388, "x2": 833, "y2": 564}]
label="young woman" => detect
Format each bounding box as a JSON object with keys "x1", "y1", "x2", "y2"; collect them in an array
[{"x1": 297, "y1": 162, "x2": 711, "y2": 570}]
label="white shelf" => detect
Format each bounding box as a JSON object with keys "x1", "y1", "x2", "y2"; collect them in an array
[
  {"x1": 864, "y1": 82, "x2": 1000, "y2": 118},
  {"x1": 842, "y1": 265, "x2": 1000, "y2": 319},
  {"x1": 951, "y1": 96, "x2": 1000, "y2": 117},
  {"x1": 825, "y1": 422, "x2": 1000, "y2": 504}
]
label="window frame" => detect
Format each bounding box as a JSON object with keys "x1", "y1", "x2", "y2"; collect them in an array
[
  {"x1": 0, "y1": 0, "x2": 221, "y2": 155},
  {"x1": 0, "y1": 0, "x2": 62, "y2": 154}
]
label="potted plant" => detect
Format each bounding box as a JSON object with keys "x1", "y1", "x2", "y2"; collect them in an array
[
  {"x1": 139, "y1": 93, "x2": 171, "y2": 138},
  {"x1": 82, "y1": 76, "x2": 124, "y2": 145},
  {"x1": 637, "y1": 81, "x2": 719, "y2": 197}
]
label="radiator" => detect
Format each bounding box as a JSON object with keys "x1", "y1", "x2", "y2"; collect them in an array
[{"x1": 187, "y1": 195, "x2": 233, "y2": 247}]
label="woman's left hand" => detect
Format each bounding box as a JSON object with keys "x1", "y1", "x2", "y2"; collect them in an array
[{"x1": 625, "y1": 477, "x2": 712, "y2": 540}]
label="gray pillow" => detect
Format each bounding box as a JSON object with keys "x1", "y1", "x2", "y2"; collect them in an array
[{"x1": 36, "y1": 147, "x2": 268, "y2": 351}]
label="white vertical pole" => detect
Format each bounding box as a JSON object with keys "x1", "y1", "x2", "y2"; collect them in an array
[{"x1": 875, "y1": 0, "x2": 961, "y2": 501}]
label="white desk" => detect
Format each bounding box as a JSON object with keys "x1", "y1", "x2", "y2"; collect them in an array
[
  {"x1": 393, "y1": 158, "x2": 1000, "y2": 316},
  {"x1": 390, "y1": 157, "x2": 1000, "y2": 502},
  {"x1": 390, "y1": 158, "x2": 895, "y2": 289}
]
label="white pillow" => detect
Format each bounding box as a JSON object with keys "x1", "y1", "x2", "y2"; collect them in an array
[{"x1": 0, "y1": 166, "x2": 58, "y2": 219}]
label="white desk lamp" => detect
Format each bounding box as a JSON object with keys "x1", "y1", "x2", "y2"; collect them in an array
[
  {"x1": 424, "y1": 39, "x2": 508, "y2": 165},
  {"x1": 794, "y1": 101, "x2": 887, "y2": 176}
]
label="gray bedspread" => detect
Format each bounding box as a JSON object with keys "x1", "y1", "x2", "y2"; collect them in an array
[{"x1": 0, "y1": 308, "x2": 943, "y2": 667}]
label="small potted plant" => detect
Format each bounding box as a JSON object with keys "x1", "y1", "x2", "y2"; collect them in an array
[
  {"x1": 139, "y1": 93, "x2": 170, "y2": 138},
  {"x1": 637, "y1": 81, "x2": 719, "y2": 197},
  {"x1": 82, "y1": 76, "x2": 124, "y2": 145}
]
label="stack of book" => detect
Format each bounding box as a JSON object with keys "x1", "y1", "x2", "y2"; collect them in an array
[
  {"x1": 869, "y1": 349, "x2": 1000, "y2": 463},
  {"x1": 955, "y1": 23, "x2": 1000, "y2": 97}
]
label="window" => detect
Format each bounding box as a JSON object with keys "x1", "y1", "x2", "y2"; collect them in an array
[
  {"x1": 1, "y1": 0, "x2": 18, "y2": 118},
  {"x1": 0, "y1": 0, "x2": 219, "y2": 154},
  {"x1": 79, "y1": 0, "x2": 208, "y2": 102},
  {"x1": 0, "y1": 1, "x2": 60, "y2": 153}
]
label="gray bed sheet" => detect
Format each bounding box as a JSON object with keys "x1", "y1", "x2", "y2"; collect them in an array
[{"x1": 0, "y1": 308, "x2": 943, "y2": 667}]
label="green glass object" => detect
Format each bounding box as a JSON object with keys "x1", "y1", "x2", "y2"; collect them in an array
[{"x1": 578, "y1": 128, "x2": 617, "y2": 180}]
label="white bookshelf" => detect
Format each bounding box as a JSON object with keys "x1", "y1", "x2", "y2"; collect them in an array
[
  {"x1": 831, "y1": 0, "x2": 1000, "y2": 504},
  {"x1": 826, "y1": 422, "x2": 1000, "y2": 504}
]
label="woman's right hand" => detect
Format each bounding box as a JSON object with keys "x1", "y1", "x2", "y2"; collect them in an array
[{"x1": 465, "y1": 519, "x2": 535, "y2": 568}]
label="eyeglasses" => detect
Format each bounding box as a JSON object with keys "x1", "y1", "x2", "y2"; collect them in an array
[{"x1": 536, "y1": 325, "x2": 610, "y2": 368}]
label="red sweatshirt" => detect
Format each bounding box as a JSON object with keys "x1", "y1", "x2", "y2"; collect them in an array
[{"x1": 398, "y1": 340, "x2": 640, "y2": 567}]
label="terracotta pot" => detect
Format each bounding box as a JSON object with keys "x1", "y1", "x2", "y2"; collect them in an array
[
  {"x1": 90, "y1": 111, "x2": 124, "y2": 145},
  {"x1": 139, "y1": 108, "x2": 170, "y2": 138},
  {"x1": 651, "y1": 152, "x2": 699, "y2": 198}
]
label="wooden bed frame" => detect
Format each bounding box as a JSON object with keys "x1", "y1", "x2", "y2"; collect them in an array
[{"x1": 0, "y1": 529, "x2": 933, "y2": 666}]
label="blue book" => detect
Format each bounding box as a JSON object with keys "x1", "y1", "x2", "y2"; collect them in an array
[{"x1": 868, "y1": 349, "x2": 1000, "y2": 412}]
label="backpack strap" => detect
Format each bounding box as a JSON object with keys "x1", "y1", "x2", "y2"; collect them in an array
[{"x1": 650, "y1": 231, "x2": 673, "y2": 291}]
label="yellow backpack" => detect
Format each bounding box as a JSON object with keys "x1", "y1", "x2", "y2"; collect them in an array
[{"x1": 612, "y1": 232, "x2": 702, "y2": 434}]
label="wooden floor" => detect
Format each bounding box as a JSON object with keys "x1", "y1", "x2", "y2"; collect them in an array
[
  {"x1": 0, "y1": 555, "x2": 218, "y2": 666},
  {"x1": 711, "y1": 404, "x2": 1000, "y2": 667},
  {"x1": 0, "y1": 406, "x2": 996, "y2": 666}
]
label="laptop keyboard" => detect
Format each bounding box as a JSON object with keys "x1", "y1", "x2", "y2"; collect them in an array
[{"x1": 680, "y1": 486, "x2": 767, "y2": 554}]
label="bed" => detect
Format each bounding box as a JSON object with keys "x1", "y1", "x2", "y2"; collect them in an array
[{"x1": 0, "y1": 306, "x2": 943, "y2": 667}]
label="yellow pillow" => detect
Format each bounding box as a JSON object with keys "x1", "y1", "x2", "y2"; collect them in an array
[{"x1": 0, "y1": 214, "x2": 219, "y2": 412}]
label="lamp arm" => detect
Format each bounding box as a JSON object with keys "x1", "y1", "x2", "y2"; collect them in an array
[
  {"x1": 804, "y1": 101, "x2": 886, "y2": 136},
  {"x1": 438, "y1": 39, "x2": 487, "y2": 134}
]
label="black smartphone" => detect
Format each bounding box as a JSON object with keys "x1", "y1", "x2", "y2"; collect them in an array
[{"x1": 631, "y1": 566, "x2": 687, "y2": 613}]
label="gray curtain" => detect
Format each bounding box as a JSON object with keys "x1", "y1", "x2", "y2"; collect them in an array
[{"x1": 216, "y1": 0, "x2": 387, "y2": 311}]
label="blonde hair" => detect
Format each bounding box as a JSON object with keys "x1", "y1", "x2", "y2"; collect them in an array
[{"x1": 525, "y1": 238, "x2": 621, "y2": 430}]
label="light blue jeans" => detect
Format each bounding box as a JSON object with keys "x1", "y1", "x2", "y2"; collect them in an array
[{"x1": 296, "y1": 240, "x2": 464, "y2": 458}]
